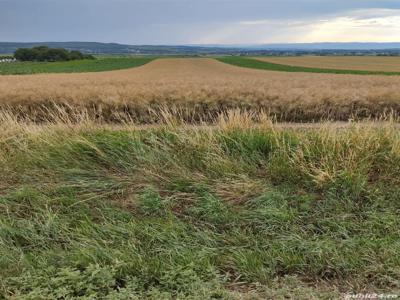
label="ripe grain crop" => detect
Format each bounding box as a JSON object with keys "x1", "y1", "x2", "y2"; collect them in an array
[
  {"x1": 1, "y1": 110, "x2": 399, "y2": 299},
  {"x1": 256, "y1": 56, "x2": 400, "y2": 72},
  {"x1": 0, "y1": 58, "x2": 399, "y2": 122}
]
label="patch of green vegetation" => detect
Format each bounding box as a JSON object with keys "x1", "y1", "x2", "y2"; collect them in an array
[
  {"x1": 217, "y1": 56, "x2": 400, "y2": 75},
  {"x1": 0, "y1": 57, "x2": 155, "y2": 75},
  {"x1": 14, "y1": 46, "x2": 95, "y2": 62},
  {"x1": 1, "y1": 124, "x2": 399, "y2": 298}
]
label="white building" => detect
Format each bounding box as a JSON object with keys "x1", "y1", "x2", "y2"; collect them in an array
[{"x1": 0, "y1": 58, "x2": 17, "y2": 63}]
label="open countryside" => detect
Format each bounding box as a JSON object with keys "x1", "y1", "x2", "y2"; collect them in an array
[
  {"x1": 1, "y1": 54, "x2": 400, "y2": 299},
  {"x1": 1, "y1": 1, "x2": 400, "y2": 297}
]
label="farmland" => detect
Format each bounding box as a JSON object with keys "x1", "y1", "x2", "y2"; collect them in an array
[
  {"x1": 1, "y1": 56, "x2": 400, "y2": 299},
  {"x1": 1, "y1": 58, "x2": 400, "y2": 122},
  {"x1": 256, "y1": 56, "x2": 400, "y2": 72},
  {"x1": 0, "y1": 56, "x2": 154, "y2": 75},
  {"x1": 218, "y1": 56, "x2": 400, "y2": 75}
]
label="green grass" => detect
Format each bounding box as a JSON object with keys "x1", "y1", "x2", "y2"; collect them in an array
[
  {"x1": 217, "y1": 56, "x2": 400, "y2": 75},
  {"x1": 0, "y1": 57, "x2": 155, "y2": 75},
  {"x1": 0, "y1": 116, "x2": 399, "y2": 298}
]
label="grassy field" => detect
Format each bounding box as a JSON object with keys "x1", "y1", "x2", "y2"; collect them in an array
[
  {"x1": 218, "y1": 56, "x2": 400, "y2": 75},
  {"x1": 256, "y1": 56, "x2": 400, "y2": 72},
  {"x1": 0, "y1": 57, "x2": 154, "y2": 75},
  {"x1": 0, "y1": 58, "x2": 399, "y2": 122},
  {"x1": 1, "y1": 110, "x2": 399, "y2": 299}
]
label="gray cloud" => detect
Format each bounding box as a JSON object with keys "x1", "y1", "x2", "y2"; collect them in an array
[{"x1": 1, "y1": 0, "x2": 400, "y2": 44}]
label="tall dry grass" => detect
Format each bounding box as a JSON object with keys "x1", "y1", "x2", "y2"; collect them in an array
[
  {"x1": 0, "y1": 58, "x2": 399, "y2": 122},
  {"x1": 1, "y1": 109, "x2": 399, "y2": 298}
]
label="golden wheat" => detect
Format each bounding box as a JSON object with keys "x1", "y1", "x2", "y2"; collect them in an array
[{"x1": 0, "y1": 58, "x2": 399, "y2": 122}]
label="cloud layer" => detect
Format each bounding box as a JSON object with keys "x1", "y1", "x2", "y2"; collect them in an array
[{"x1": 1, "y1": 0, "x2": 400, "y2": 44}]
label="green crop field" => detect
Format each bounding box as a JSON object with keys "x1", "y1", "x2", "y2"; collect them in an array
[
  {"x1": 0, "y1": 57, "x2": 155, "y2": 75},
  {"x1": 217, "y1": 56, "x2": 400, "y2": 75}
]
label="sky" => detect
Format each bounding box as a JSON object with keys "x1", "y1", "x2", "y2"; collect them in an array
[{"x1": 1, "y1": 0, "x2": 400, "y2": 45}]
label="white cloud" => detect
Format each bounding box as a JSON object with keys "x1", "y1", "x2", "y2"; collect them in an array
[
  {"x1": 304, "y1": 9, "x2": 400, "y2": 42},
  {"x1": 195, "y1": 8, "x2": 400, "y2": 44}
]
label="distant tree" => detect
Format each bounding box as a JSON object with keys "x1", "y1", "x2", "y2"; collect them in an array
[
  {"x1": 14, "y1": 48, "x2": 35, "y2": 61},
  {"x1": 14, "y1": 46, "x2": 95, "y2": 62},
  {"x1": 46, "y1": 48, "x2": 70, "y2": 61},
  {"x1": 83, "y1": 53, "x2": 95, "y2": 60},
  {"x1": 68, "y1": 50, "x2": 84, "y2": 60}
]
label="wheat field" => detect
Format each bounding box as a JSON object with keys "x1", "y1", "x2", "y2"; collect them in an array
[
  {"x1": 1, "y1": 58, "x2": 399, "y2": 122},
  {"x1": 255, "y1": 56, "x2": 400, "y2": 72}
]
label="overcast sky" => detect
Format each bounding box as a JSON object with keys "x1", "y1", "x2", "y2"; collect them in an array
[{"x1": 1, "y1": 0, "x2": 400, "y2": 44}]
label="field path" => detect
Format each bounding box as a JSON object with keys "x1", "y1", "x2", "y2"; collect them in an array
[
  {"x1": 0, "y1": 57, "x2": 285, "y2": 82},
  {"x1": 107, "y1": 57, "x2": 290, "y2": 80}
]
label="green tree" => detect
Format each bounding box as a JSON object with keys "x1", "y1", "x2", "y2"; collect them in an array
[{"x1": 14, "y1": 46, "x2": 95, "y2": 62}]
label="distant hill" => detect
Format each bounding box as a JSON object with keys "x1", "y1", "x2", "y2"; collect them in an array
[
  {"x1": 0, "y1": 42, "x2": 240, "y2": 55},
  {"x1": 244, "y1": 42, "x2": 400, "y2": 50},
  {"x1": 1, "y1": 42, "x2": 400, "y2": 55}
]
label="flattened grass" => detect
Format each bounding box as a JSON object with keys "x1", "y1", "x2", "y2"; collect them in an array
[
  {"x1": 1, "y1": 112, "x2": 399, "y2": 298},
  {"x1": 217, "y1": 56, "x2": 400, "y2": 75},
  {"x1": 0, "y1": 57, "x2": 155, "y2": 75}
]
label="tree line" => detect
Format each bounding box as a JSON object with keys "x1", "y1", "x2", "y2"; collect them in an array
[{"x1": 14, "y1": 46, "x2": 95, "y2": 62}]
